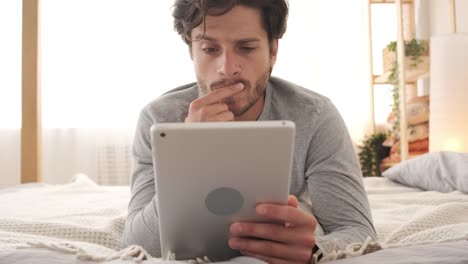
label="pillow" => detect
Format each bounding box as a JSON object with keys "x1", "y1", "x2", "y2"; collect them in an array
[{"x1": 382, "y1": 151, "x2": 468, "y2": 193}]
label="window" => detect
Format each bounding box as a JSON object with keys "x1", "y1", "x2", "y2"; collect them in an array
[
  {"x1": 0, "y1": 1, "x2": 22, "y2": 128},
  {"x1": 41, "y1": 0, "x2": 195, "y2": 128}
]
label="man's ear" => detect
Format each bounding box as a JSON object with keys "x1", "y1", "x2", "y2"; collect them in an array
[{"x1": 270, "y1": 39, "x2": 279, "y2": 65}]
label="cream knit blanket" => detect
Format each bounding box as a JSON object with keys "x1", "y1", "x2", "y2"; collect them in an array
[
  {"x1": 318, "y1": 177, "x2": 468, "y2": 262},
  {"x1": 0, "y1": 175, "x2": 127, "y2": 252},
  {"x1": 1, "y1": 175, "x2": 468, "y2": 263}
]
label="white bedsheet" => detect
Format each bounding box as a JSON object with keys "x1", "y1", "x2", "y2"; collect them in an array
[{"x1": 1, "y1": 175, "x2": 468, "y2": 263}]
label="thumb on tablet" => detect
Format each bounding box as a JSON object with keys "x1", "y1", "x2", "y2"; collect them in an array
[{"x1": 285, "y1": 195, "x2": 299, "y2": 228}]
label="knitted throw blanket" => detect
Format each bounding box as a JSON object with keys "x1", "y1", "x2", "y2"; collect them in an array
[
  {"x1": 319, "y1": 177, "x2": 468, "y2": 262},
  {"x1": 0, "y1": 175, "x2": 127, "y2": 252},
  {"x1": 1, "y1": 175, "x2": 468, "y2": 263}
]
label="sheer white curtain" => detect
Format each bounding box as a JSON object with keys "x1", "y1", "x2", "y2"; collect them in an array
[
  {"x1": 42, "y1": 128, "x2": 133, "y2": 185},
  {"x1": 41, "y1": 0, "x2": 195, "y2": 128},
  {"x1": 40, "y1": 0, "x2": 195, "y2": 184},
  {"x1": 0, "y1": 1, "x2": 22, "y2": 188},
  {"x1": 1, "y1": 0, "x2": 373, "y2": 186}
]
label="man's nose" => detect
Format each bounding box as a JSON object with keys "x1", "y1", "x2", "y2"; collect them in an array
[{"x1": 217, "y1": 50, "x2": 241, "y2": 78}]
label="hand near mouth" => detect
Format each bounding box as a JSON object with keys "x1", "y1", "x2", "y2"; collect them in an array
[{"x1": 185, "y1": 82, "x2": 244, "y2": 122}]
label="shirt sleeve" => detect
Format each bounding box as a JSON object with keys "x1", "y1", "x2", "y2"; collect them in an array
[
  {"x1": 121, "y1": 108, "x2": 162, "y2": 257},
  {"x1": 305, "y1": 99, "x2": 377, "y2": 255}
]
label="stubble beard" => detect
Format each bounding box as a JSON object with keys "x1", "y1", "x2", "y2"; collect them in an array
[{"x1": 197, "y1": 67, "x2": 271, "y2": 117}]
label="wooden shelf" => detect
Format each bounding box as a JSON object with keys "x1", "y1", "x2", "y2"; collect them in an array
[
  {"x1": 372, "y1": 79, "x2": 417, "y2": 85},
  {"x1": 373, "y1": 55, "x2": 430, "y2": 84},
  {"x1": 374, "y1": 71, "x2": 429, "y2": 84},
  {"x1": 368, "y1": 0, "x2": 419, "y2": 162}
]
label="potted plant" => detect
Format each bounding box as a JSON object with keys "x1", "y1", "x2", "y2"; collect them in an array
[{"x1": 358, "y1": 132, "x2": 389, "y2": 176}]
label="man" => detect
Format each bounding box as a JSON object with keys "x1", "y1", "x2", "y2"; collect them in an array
[{"x1": 122, "y1": 0, "x2": 376, "y2": 263}]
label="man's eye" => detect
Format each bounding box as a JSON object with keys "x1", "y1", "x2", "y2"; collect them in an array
[
  {"x1": 202, "y1": 48, "x2": 217, "y2": 54},
  {"x1": 240, "y1": 47, "x2": 256, "y2": 52}
]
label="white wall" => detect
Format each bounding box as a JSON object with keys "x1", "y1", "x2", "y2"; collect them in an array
[
  {"x1": 0, "y1": 129, "x2": 133, "y2": 188},
  {"x1": 429, "y1": 0, "x2": 468, "y2": 35}
]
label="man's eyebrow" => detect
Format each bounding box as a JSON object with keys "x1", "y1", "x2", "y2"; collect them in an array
[
  {"x1": 194, "y1": 34, "x2": 217, "y2": 42},
  {"x1": 194, "y1": 34, "x2": 260, "y2": 43},
  {"x1": 237, "y1": 38, "x2": 261, "y2": 44}
]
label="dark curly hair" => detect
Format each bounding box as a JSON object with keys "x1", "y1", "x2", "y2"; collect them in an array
[{"x1": 172, "y1": 0, "x2": 288, "y2": 48}]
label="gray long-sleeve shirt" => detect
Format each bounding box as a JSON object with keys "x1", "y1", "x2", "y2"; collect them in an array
[{"x1": 122, "y1": 77, "x2": 376, "y2": 257}]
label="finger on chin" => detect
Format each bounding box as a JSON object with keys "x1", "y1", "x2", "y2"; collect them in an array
[{"x1": 288, "y1": 195, "x2": 298, "y2": 208}]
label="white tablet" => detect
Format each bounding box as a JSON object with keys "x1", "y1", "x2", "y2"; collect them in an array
[{"x1": 150, "y1": 121, "x2": 295, "y2": 261}]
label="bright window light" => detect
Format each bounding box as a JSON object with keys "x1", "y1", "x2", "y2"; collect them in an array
[
  {"x1": 0, "y1": 1, "x2": 22, "y2": 129},
  {"x1": 11, "y1": 0, "x2": 397, "y2": 134},
  {"x1": 41, "y1": 0, "x2": 195, "y2": 128},
  {"x1": 40, "y1": 1, "x2": 322, "y2": 129}
]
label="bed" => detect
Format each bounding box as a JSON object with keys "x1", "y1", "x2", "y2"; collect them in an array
[
  {"x1": 12, "y1": 1, "x2": 468, "y2": 262},
  {"x1": 1, "y1": 152, "x2": 467, "y2": 264}
]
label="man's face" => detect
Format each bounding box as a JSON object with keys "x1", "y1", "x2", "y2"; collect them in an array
[{"x1": 190, "y1": 5, "x2": 278, "y2": 117}]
